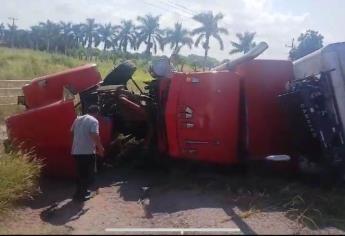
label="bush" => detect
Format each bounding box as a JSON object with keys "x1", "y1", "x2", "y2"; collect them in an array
[{"x1": 0, "y1": 151, "x2": 42, "y2": 214}]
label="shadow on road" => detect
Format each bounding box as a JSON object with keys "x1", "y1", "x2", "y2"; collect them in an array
[
  {"x1": 21, "y1": 156, "x2": 345, "y2": 233},
  {"x1": 40, "y1": 200, "x2": 87, "y2": 226}
]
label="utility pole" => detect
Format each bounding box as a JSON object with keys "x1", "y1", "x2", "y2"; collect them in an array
[
  {"x1": 285, "y1": 38, "x2": 295, "y2": 60},
  {"x1": 8, "y1": 17, "x2": 18, "y2": 27},
  {"x1": 8, "y1": 17, "x2": 18, "y2": 48},
  {"x1": 285, "y1": 38, "x2": 295, "y2": 49}
]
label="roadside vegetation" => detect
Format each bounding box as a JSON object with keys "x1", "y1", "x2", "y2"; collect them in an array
[
  {"x1": 233, "y1": 174, "x2": 345, "y2": 231},
  {"x1": 0, "y1": 47, "x2": 83, "y2": 81},
  {"x1": 0, "y1": 47, "x2": 151, "y2": 81},
  {"x1": 153, "y1": 160, "x2": 345, "y2": 232},
  {"x1": 0, "y1": 150, "x2": 42, "y2": 215}
]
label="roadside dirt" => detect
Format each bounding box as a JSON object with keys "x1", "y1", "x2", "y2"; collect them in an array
[{"x1": 1, "y1": 162, "x2": 344, "y2": 235}]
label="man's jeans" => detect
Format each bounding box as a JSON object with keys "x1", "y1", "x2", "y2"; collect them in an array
[{"x1": 73, "y1": 155, "x2": 96, "y2": 196}]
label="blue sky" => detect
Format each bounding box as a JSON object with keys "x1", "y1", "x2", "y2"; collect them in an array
[{"x1": 1, "y1": 0, "x2": 344, "y2": 60}]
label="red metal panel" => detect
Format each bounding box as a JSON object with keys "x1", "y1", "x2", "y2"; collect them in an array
[
  {"x1": 157, "y1": 79, "x2": 172, "y2": 154},
  {"x1": 236, "y1": 60, "x2": 294, "y2": 160},
  {"x1": 165, "y1": 74, "x2": 185, "y2": 157},
  {"x1": 165, "y1": 72, "x2": 241, "y2": 164},
  {"x1": 6, "y1": 100, "x2": 113, "y2": 178},
  {"x1": 23, "y1": 64, "x2": 101, "y2": 109}
]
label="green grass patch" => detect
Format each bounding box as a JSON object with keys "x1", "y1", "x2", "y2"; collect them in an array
[
  {"x1": 0, "y1": 47, "x2": 152, "y2": 84},
  {"x1": 0, "y1": 151, "x2": 42, "y2": 215},
  {"x1": 0, "y1": 47, "x2": 83, "y2": 80}
]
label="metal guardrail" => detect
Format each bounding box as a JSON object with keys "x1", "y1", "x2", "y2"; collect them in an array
[
  {"x1": 0, "y1": 88, "x2": 23, "y2": 97},
  {"x1": 0, "y1": 96, "x2": 18, "y2": 105},
  {"x1": 0, "y1": 80, "x2": 30, "y2": 88},
  {"x1": 0, "y1": 80, "x2": 30, "y2": 105}
]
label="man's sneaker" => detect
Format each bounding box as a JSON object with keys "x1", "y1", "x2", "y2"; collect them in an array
[{"x1": 77, "y1": 190, "x2": 97, "y2": 202}]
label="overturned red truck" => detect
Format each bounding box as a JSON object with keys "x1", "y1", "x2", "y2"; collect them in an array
[{"x1": 5, "y1": 42, "x2": 345, "y2": 180}]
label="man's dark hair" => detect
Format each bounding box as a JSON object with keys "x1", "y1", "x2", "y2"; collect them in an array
[{"x1": 87, "y1": 105, "x2": 100, "y2": 114}]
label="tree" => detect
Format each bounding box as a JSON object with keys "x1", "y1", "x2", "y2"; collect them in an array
[
  {"x1": 136, "y1": 14, "x2": 164, "y2": 56},
  {"x1": 7, "y1": 22, "x2": 18, "y2": 48},
  {"x1": 72, "y1": 24, "x2": 86, "y2": 48},
  {"x1": 192, "y1": 11, "x2": 228, "y2": 71},
  {"x1": 230, "y1": 31, "x2": 256, "y2": 55},
  {"x1": 187, "y1": 54, "x2": 219, "y2": 71},
  {"x1": 39, "y1": 20, "x2": 59, "y2": 52},
  {"x1": 0, "y1": 23, "x2": 5, "y2": 41},
  {"x1": 30, "y1": 26, "x2": 43, "y2": 50},
  {"x1": 15, "y1": 30, "x2": 31, "y2": 48},
  {"x1": 172, "y1": 55, "x2": 189, "y2": 72},
  {"x1": 289, "y1": 30, "x2": 324, "y2": 61},
  {"x1": 165, "y1": 23, "x2": 193, "y2": 55},
  {"x1": 82, "y1": 18, "x2": 100, "y2": 60},
  {"x1": 114, "y1": 20, "x2": 137, "y2": 53},
  {"x1": 60, "y1": 22, "x2": 74, "y2": 54},
  {"x1": 83, "y1": 18, "x2": 100, "y2": 49},
  {"x1": 99, "y1": 23, "x2": 115, "y2": 51}
]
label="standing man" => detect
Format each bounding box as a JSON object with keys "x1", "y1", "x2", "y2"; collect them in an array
[{"x1": 71, "y1": 105, "x2": 105, "y2": 201}]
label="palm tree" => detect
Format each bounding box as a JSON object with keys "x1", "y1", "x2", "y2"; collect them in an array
[
  {"x1": 136, "y1": 14, "x2": 164, "y2": 56},
  {"x1": 60, "y1": 22, "x2": 74, "y2": 54},
  {"x1": 99, "y1": 23, "x2": 115, "y2": 51},
  {"x1": 7, "y1": 23, "x2": 18, "y2": 48},
  {"x1": 165, "y1": 23, "x2": 193, "y2": 55},
  {"x1": 30, "y1": 26, "x2": 43, "y2": 50},
  {"x1": 72, "y1": 24, "x2": 86, "y2": 48},
  {"x1": 82, "y1": 18, "x2": 100, "y2": 60},
  {"x1": 114, "y1": 20, "x2": 137, "y2": 53},
  {"x1": 192, "y1": 11, "x2": 228, "y2": 71},
  {"x1": 0, "y1": 23, "x2": 5, "y2": 41},
  {"x1": 83, "y1": 18, "x2": 99, "y2": 49},
  {"x1": 15, "y1": 30, "x2": 31, "y2": 48},
  {"x1": 230, "y1": 32, "x2": 257, "y2": 55},
  {"x1": 39, "y1": 20, "x2": 59, "y2": 52}
]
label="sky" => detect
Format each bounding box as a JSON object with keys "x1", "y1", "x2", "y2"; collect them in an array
[{"x1": 1, "y1": 0, "x2": 344, "y2": 61}]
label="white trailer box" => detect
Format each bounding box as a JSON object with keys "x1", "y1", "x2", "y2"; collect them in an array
[{"x1": 293, "y1": 42, "x2": 345, "y2": 132}]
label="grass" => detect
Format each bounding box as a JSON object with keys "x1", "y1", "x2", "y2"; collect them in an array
[
  {"x1": 0, "y1": 47, "x2": 83, "y2": 80},
  {"x1": 0, "y1": 150, "x2": 42, "y2": 215},
  {"x1": 0, "y1": 47, "x2": 151, "y2": 84},
  {"x1": 141, "y1": 157, "x2": 345, "y2": 232},
  {"x1": 218, "y1": 171, "x2": 345, "y2": 231},
  {"x1": 0, "y1": 105, "x2": 24, "y2": 124}
]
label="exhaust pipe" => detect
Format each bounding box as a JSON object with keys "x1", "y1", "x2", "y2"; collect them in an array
[{"x1": 212, "y1": 42, "x2": 269, "y2": 71}]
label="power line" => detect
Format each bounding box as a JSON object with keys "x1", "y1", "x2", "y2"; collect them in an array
[
  {"x1": 170, "y1": 0, "x2": 196, "y2": 14},
  {"x1": 143, "y1": 0, "x2": 192, "y2": 20},
  {"x1": 285, "y1": 38, "x2": 295, "y2": 49},
  {"x1": 164, "y1": 0, "x2": 196, "y2": 16},
  {"x1": 157, "y1": 0, "x2": 232, "y2": 29}
]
